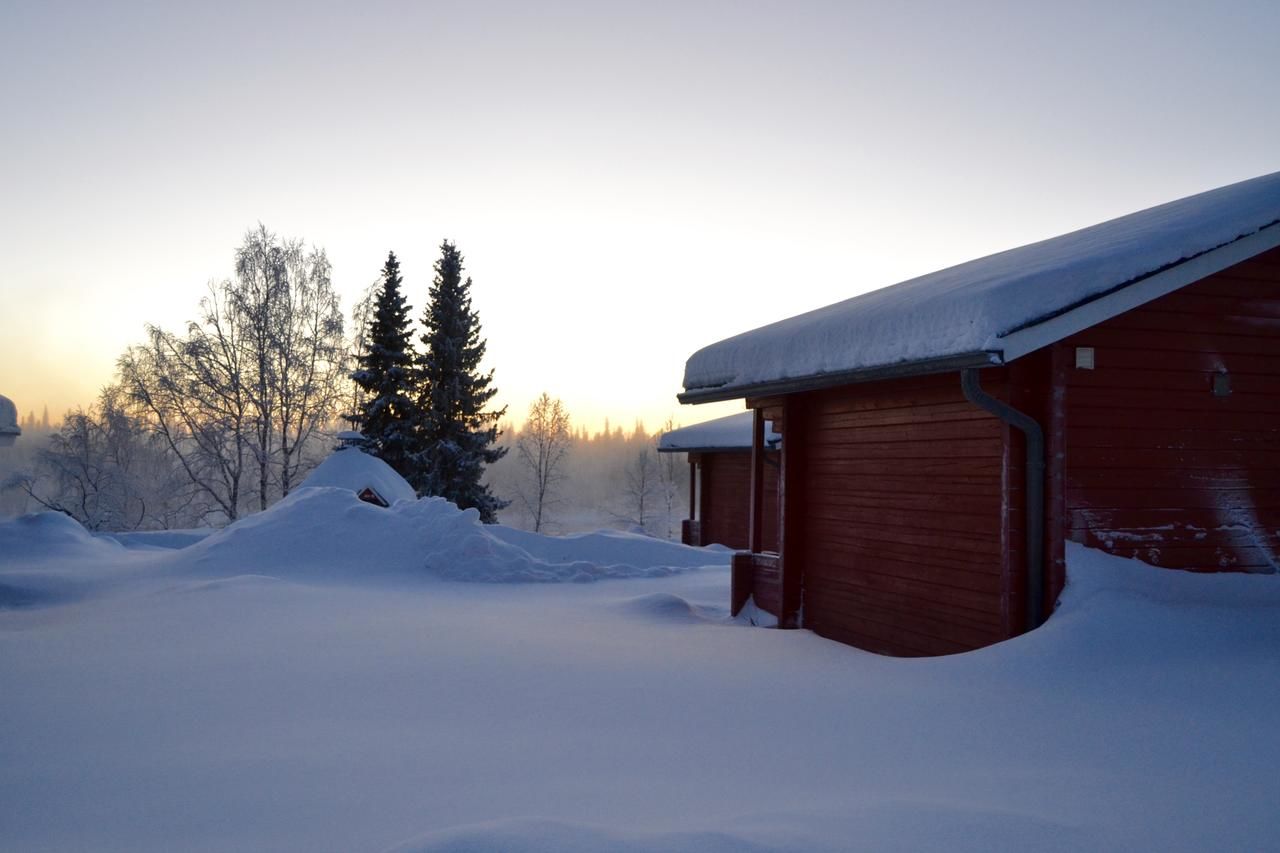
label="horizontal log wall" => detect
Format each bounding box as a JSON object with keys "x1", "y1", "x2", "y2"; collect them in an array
[
  {"x1": 1061, "y1": 246, "x2": 1280, "y2": 573},
  {"x1": 699, "y1": 452, "x2": 779, "y2": 552},
  {"x1": 731, "y1": 552, "x2": 781, "y2": 617},
  {"x1": 801, "y1": 373, "x2": 1010, "y2": 656}
]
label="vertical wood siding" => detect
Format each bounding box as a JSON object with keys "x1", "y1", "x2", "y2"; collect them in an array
[
  {"x1": 800, "y1": 373, "x2": 1010, "y2": 656},
  {"x1": 700, "y1": 452, "x2": 779, "y2": 552},
  {"x1": 1061, "y1": 246, "x2": 1280, "y2": 573}
]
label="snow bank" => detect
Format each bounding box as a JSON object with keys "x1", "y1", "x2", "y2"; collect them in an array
[
  {"x1": 182, "y1": 487, "x2": 443, "y2": 580},
  {"x1": 296, "y1": 447, "x2": 417, "y2": 504},
  {"x1": 486, "y1": 525, "x2": 725, "y2": 571},
  {"x1": 0, "y1": 511, "x2": 125, "y2": 565},
  {"x1": 425, "y1": 513, "x2": 720, "y2": 583},
  {"x1": 610, "y1": 592, "x2": 718, "y2": 623},
  {"x1": 683, "y1": 170, "x2": 1280, "y2": 396},
  {"x1": 1060, "y1": 540, "x2": 1280, "y2": 609},
  {"x1": 99, "y1": 529, "x2": 214, "y2": 550},
  {"x1": 0, "y1": 512, "x2": 133, "y2": 608},
  {"x1": 182, "y1": 487, "x2": 726, "y2": 584},
  {"x1": 385, "y1": 807, "x2": 1089, "y2": 853}
]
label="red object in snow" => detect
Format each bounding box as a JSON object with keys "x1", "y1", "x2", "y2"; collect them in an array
[{"x1": 356, "y1": 487, "x2": 389, "y2": 508}]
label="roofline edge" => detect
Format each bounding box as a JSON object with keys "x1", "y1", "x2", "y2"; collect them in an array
[
  {"x1": 998, "y1": 221, "x2": 1280, "y2": 362},
  {"x1": 677, "y1": 352, "x2": 1001, "y2": 404}
]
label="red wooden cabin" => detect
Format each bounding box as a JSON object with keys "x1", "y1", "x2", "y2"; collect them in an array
[
  {"x1": 658, "y1": 412, "x2": 780, "y2": 551},
  {"x1": 679, "y1": 171, "x2": 1280, "y2": 656}
]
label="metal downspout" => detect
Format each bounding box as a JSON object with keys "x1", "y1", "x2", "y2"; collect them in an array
[{"x1": 961, "y1": 368, "x2": 1046, "y2": 631}]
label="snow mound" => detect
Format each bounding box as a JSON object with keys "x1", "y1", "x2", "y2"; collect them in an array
[
  {"x1": 1061, "y1": 541, "x2": 1280, "y2": 611},
  {"x1": 164, "y1": 575, "x2": 283, "y2": 594},
  {"x1": 184, "y1": 488, "x2": 452, "y2": 580},
  {"x1": 297, "y1": 448, "x2": 417, "y2": 505},
  {"x1": 0, "y1": 575, "x2": 84, "y2": 609},
  {"x1": 384, "y1": 819, "x2": 764, "y2": 853},
  {"x1": 962, "y1": 543, "x2": 1280, "y2": 688},
  {"x1": 99, "y1": 529, "x2": 214, "y2": 550},
  {"x1": 385, "y1": 805, "x2": 1090, "y2": 853},
  {"x1": 181, "y1": 487, "x2": 724, "y2": 584},
  {"x1": 733, "y1": 594, "x2": 778, "y2": 627},
  {"x1": 487, "y1": 525, "x2": 727, "y2": 570},
  {"x1": 612, "y1": 592, "x2": 715, "y2": 623},
  {"x1": 425, "y1": 515, "x2": 700, "y2": 583},
  {"x1": 0, "y1": 512, "x2": 125, "y2": 566}
]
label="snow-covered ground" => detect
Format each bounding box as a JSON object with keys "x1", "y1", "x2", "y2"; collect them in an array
[{"x1": 2, "y1": 490, "x2": 1278, "y2": 852}]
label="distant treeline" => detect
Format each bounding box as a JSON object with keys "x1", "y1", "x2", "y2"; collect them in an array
[{"x1": 486, "y1": 416, "x2": 689, "y2": 539}]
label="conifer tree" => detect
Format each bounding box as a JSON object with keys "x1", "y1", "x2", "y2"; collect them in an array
[
  {"x1": 411, "y1": 240, "x2": 508, "y2": 520},
  {"x1": 352, "y1": 252, "x2": 417, "y2": 476}
]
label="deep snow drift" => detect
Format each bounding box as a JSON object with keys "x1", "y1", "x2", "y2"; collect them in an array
[
  {"x1": 178, "y1": 486, "x2": 716, "y2": 584},
  {"x1": 296, "y1": 447, "x2": 418, "y2": 505},
  {"x1": 0, "y1": 484, "x2": 722, "y2": 592},
  {"x1": 2, "y1": 501, "x2": 1277, "y2": 852}
]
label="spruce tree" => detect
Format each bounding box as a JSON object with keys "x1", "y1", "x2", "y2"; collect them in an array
[
  {"x1": 411, "y1": 240, "x2": 508, "y2": 521},
  {"x1": 352, "y1": 252, "x2": 417, "y2": 476}
]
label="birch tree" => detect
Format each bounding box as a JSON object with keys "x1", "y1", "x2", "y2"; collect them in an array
[
  {"x1": 119, "y1": 225, "x2": 346, "y2": 521},
  {"x1": 118, "y1": 284, "x2": 251, "y2": 522},
  {"x1": 655, "y1": 416, "x2": 685, "y2": 540},
  {"x1": 619, "y1": 447, "x2": 658, "y2": 533},
  {"x1": 8, "y1": 386, "x2": 197, "y2": 530},
  {"x1": 268, "y1": 243, "x2": 345, "y2": 497},
  {"x1": 229, "y1": 224, "x2": 345, "y2": 505},
  {"x1": 515, "y1": 393, "x2": 572, "y2": 532}
]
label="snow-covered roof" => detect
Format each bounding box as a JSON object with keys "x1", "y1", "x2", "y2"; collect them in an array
[
  {"x1": 0, "y1": 394, "x2": 20, "y2": 447},
  {"x1": 297, "y1": 448, "x2": 417, "y2": 505},
  {"x1": 657, "y1": 411, "x2": 780, "y2": 453},
  {"x1": 681, "y1": 171, "x2": 1280, "y2": 402}
]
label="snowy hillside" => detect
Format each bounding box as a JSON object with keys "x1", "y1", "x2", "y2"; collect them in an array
[{"x1": 1, "y1": 496, "x2": 1277, "y2": 852}]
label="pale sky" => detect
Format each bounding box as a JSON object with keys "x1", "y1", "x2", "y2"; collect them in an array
[{"x1": 2, "y1": 0, "x2": 1278, "y2": 432}]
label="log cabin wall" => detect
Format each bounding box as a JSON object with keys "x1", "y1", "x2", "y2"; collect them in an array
[
  {"x1": 1058, "y1": 246, "x2": 1280, "y2": 573},
  {"x1": 697, "y1": 451, "x2": 779, "y2": 552},
  {"x1": 799, "y1": 372, "x2": 1013, "y2": 656}
]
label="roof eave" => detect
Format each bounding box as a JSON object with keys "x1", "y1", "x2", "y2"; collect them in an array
[
  {"x1": 681, "y1": 219, "x2": 1280, "y2": 407},
  {"x1": 678, "y1": 352, "x2": 1002, "y2": 405},
  {"x1": 998, "y1": 220, "x2": 1280, "y2": 362}
]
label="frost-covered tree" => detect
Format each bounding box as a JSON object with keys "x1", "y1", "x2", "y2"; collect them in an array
[
  {"x1": 344, "y1": 278, "x2": 380, "y2": 424},
  {"x1": 655, "y1": 416, "x2": 685, "y2": 540},
  {"x1": 619, "y1": 447, "x2": 659, "y2": 533},
  {"x1": 277, "y1": 243, "x2": 346, "y2": 497},
  {"x1": 232, "y1": 225, "x2": 346, "y2": 506},
  {"x1": 411, "y1": 240, "x2": 507, "y2": 521},
  {"x1": 119, "y1": 286, "x2": 251, "y2": 522},
  {"x1": 119, "y1": 225, "x2": 346, "y2": 522},
  {"x1": 7, "y1": 386, "x2": 197, "y2": 530},
  {"x1": 515, "y1": 393, "x2": 572, "y2": 532},
  {"x1": 351, "y1": 252, "x2": 417, "y2": 476}
]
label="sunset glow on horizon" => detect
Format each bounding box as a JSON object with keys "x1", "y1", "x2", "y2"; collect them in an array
[{"x1": 3, "y1": 1, "x2": 1278, "y2": 433}]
